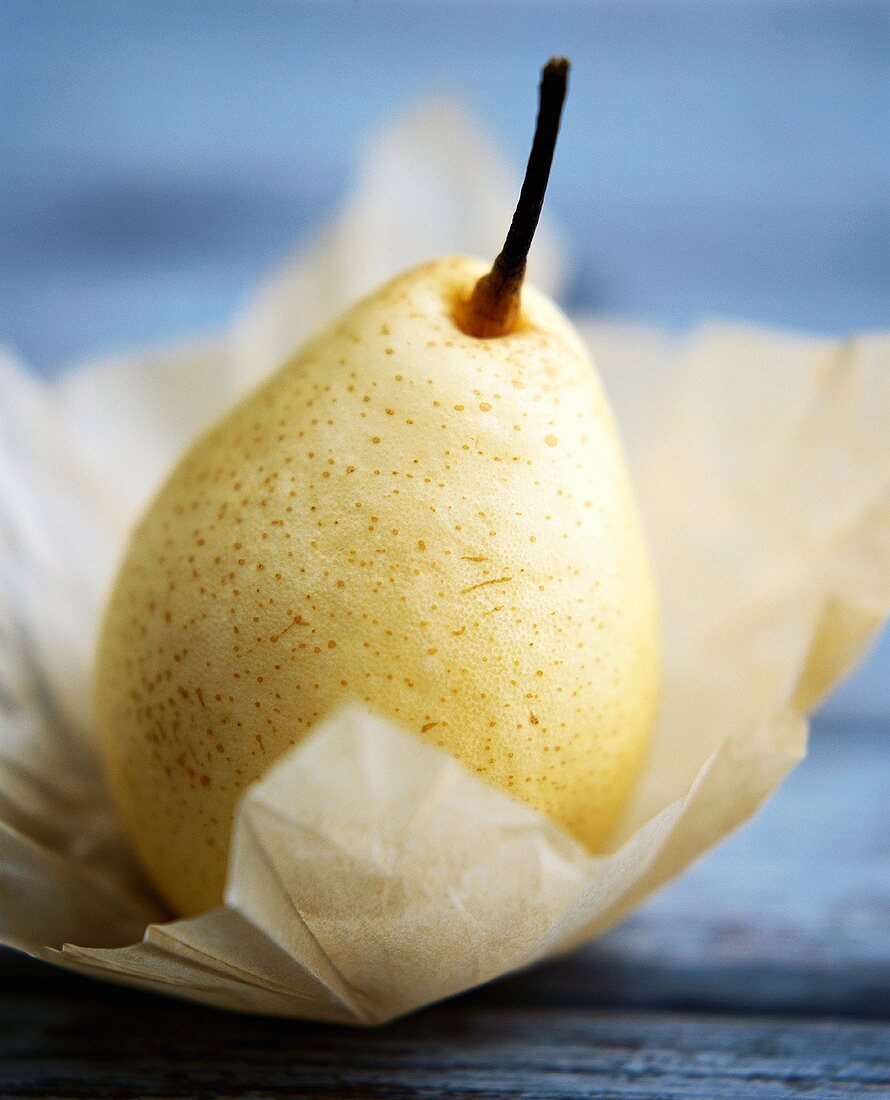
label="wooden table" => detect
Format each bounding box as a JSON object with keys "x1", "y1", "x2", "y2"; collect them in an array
[
  {"x1": 3, "y1": 5, "x2": 887, "y2": 1093},
  {"x1": 2, "y1": 715, "x2": 887, "y2": 1098}
]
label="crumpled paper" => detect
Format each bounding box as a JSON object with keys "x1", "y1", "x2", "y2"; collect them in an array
[{"x1": 1, "y1": 103, "x2": 888, "y2": 1025}]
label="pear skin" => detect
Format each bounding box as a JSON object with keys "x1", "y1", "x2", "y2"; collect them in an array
[{"x1": 95, "y1": 256, "x2": 659, "y2": 916}]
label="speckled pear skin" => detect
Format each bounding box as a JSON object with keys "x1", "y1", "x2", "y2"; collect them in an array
[{"x1": 95, "y1": 256, "x2": 660, "y2": 916}]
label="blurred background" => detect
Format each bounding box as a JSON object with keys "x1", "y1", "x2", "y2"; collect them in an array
[{"x1": 2, "y1": 0, "x2": 888, "y2": 712}]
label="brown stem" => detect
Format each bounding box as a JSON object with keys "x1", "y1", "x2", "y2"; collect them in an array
[{"x1": 458, "y1": 56, "x2": 570, "y2": 338}]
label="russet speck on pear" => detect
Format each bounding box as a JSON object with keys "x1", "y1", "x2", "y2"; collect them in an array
[{"x1": 94, "y1": 60, "x2": 660, "y2": 917}]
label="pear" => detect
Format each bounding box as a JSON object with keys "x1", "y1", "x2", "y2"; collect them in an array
[{"x1": 95, "y1": 59, "x2": 659, "y2": 916}]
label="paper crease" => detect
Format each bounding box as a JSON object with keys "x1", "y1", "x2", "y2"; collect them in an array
[{"x1": 0, "y1": 101, "x2": 887, "y2": 1024}]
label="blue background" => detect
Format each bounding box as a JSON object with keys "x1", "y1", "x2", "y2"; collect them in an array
[{"x1": 2, "y1": 0, "x2": 888, "y2": 714}]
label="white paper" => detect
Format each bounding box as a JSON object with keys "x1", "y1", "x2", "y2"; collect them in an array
[{"x1": 1, "y1": 102, "x2": 887, "y2": 1024}]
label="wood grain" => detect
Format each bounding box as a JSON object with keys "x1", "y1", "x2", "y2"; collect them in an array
[{"x1": 2, "y1": 990, "x2": 889, "y2": 1099}]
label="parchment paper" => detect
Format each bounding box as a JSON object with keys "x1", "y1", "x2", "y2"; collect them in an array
[{"x1": 1, "y1": 103, "x2": 887, "y2": 1024}]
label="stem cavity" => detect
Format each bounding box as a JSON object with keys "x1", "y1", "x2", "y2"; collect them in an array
[{"x1": 457, "y1": 56, "x2": 571, "y2": 338}]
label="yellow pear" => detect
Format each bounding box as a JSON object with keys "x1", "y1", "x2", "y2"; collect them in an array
[{"x1": 95, "y1": 59, "x2": 659, "y2": 916}]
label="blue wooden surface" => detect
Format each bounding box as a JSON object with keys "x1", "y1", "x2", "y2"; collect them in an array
[
  {"x1": 1, "y1": 6, "x2": 889, "y2": 1091},
  {"x1": 2, "y1": 0, "x2": 888, "y2": 368}
]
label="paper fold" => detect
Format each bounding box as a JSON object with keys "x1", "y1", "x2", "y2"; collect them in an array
[{"x1": 1, "y1": 102, "x2": 887, "y2": 1024}]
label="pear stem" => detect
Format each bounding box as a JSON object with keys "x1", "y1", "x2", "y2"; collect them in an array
[{"x1": 460, "y1": 56, "x2": 570, "y2": 338}]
